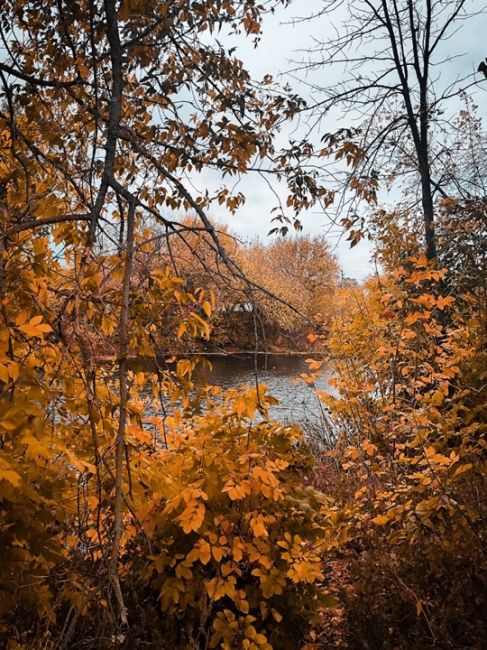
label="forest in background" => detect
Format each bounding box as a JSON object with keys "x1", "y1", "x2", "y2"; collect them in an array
[
  {"x1": 89, "y1": 229, "x2": 341, "y2": 356},
  {"x1": 0, "y1": 1, "x2": 485, "y2": 648}
]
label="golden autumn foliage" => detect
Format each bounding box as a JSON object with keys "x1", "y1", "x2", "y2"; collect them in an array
[
  {"x1": 239, "y1": 236, "x2": 339, "y2": 336},
  {"x1": 122, "y1": 388, "x2": 335, "y2": 648},
  {"x1": 0, "y1": 177, "x2": 335, "y2": 646},
  {"x1": 308, "y1": 256, "x2": 487, "y2": 647},
  {"x1": 130, "y1": 228, "x2": 339, "y2": 351},
  {"x1": 0, "y1": 215, "x2": 213, "y2": 634},
  {"x1": 135, "y1": 228, "x2": 340, "y2": 347},
  {"x1": 0, "y1": 0, "x2": 486, "y2": 648},
  {"x1": 0, "y1": 82, "x2": 333, "y2": 648},
  {"x1": 0, "y1": 0, "x2": 340, "y2": 643}
]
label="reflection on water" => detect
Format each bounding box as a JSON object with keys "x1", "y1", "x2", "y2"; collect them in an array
[{"x1": 140, "y1": 354, "x2": 331, "y2": 426}]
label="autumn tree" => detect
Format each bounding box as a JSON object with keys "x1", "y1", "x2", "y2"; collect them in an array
[
  {"x1": 138, "y1": 218, "x2": 241, "y2": 312},
  {"x1": 367, "y1": 95, "x2": 487, "y2": 291},
  {"x1": 308, "y1": 258, "x2": 487, "y2": 646},
  {"x1": 132, "y1": 226, "x2": 340, "y2": 349},
  {"x1": 240, "y1": 235, "x2": 339, "y2": 338}
]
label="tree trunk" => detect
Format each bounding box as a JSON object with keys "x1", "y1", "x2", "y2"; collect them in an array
[
  {"x1": 110, "y1": 198, "x2": 135, "y2": 629},
  {"x1": 419, "y1": 161, "x2": 437, "y2": 261}
]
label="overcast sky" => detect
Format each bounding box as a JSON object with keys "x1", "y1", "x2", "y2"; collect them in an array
[{"x1": 192, "y1": 0, "x2": 487, "y2": 280}]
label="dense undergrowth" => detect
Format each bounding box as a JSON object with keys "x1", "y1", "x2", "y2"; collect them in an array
[
  {"x1": 304, "y1": 257, "x2": 487, "y2": 648},
  {"x1": 1, "y1": 225, "x2": 485, "y2": 648}
]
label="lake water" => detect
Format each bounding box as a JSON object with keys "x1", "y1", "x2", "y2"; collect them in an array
[
  {"x1": 197, "y1": 353, "x2": 331, "y2": 426},
  {"x1": 134, "y1": 353, "x2": 335, "y2": 444}
]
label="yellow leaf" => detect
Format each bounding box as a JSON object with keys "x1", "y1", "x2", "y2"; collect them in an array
[
  {"x1": 1, "y1": 469, "x2": 21, "y2": 486},
  {"x1": 222, "y1": 479, "x2": 251, "y2": 500},
  {"x1": 0, "y1": 418, "x2": 19, "y2": 431},
  {"x1": 128, "y1": 425, "x2": 152, "y2": 444},
  {"x1": 21, "y1": 434, "x2": 50, "y2": 459},
  {"x1": 212, "y1": 546, "x2": 225, "y2": 562},
  {"x1": 437, "y1": 295, "x2": 454, "y2": 310},
  {"x1": 416, "y1": 293, "x2": 436, "y2": 308},
  {"x1": 15, "y1": 310, "x2": 28, "y2": 326},
  {"x1": 179, "y1": 502, "x2": 205, "y2": 534},
  {"x1": 18, "y1": 316, "x2": 52, "y2": 337},
  {"x1": 232, "y1": 537, "x2": 244, "y2": 562},
  {"x1": 8, "y1": 362, "x2": 19, "y2": 382},
  {"x1": 271, "y1": 608, "x2": 283, "y2": 622},
  {"x1": 235, "y1": 591, "x2": 249, "y2": 613},
  {"x1": 362, "y1": 439, "x2": 378, "y2": 457},
  {"x1": 453, "y1": 463, "x2": 472, "y2": 477},
  {"x1": 250, "y1": 517, "x2": 268, "y2": 538},
  {"x1": 206, "y1": 576, "x2": 226, "y2": 601},
  {"x1": 402, "y1": 329, "x2": 416, "y2": 340},
  {"x1": 430, "y1": 390, "x2": 444, "y2": 406},
  {"x1": 372, "y1": 515, "x2": 389, "y2": 526},
  {"x1": 187, "y1": 539, "x2": 211, "y2": 566},
  {"x1": 202, "y1": 300, "x2": 212, "y2": 317},
  {"x1": 0, "y1": 364, "x2": 9, "y2": 383}
]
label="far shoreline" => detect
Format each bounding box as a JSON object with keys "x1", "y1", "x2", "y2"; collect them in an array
[{"x1": 96, "y1": 349, "x2": 322, "y2": 362}]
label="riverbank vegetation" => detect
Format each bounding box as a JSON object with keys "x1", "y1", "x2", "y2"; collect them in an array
[
  {"x1": 99, "y1": 228, "x2": 340, "y2": 355},
  {"x1": 0, "y1": 1, "x2": 485, "y2": 648}
]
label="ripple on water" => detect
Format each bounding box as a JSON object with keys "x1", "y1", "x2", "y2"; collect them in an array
[{"x1": 137, "y1": 354, "x2": 333, "y2": 427}]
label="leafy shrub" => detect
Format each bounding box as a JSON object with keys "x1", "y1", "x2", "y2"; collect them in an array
[
  {"x1": 311, "y1": 257, "x2": 487, "y2": 647},
  {"x1": 126, "y1": 387, "x2": 335, "y2": 649}
]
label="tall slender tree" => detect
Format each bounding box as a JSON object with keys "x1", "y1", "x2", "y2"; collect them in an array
[{"x1": 292, "y1": 0, "x2": 486, "y2": 259}]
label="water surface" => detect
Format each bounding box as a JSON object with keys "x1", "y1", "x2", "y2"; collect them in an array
[{"x1": 198, "y1": 354, "x2": 331, "y2": 425}]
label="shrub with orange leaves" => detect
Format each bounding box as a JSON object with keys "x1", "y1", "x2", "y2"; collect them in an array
[
  {"x1": 122, "y1": 386, "x2": 337, "y2": 649},
  {"x1": 310, "y1": 256, "x2": 486, "y2": 647}
]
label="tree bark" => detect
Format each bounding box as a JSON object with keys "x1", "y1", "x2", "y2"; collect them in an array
[{"x1": 110, "y1": 198, "x2": 135, "y2": 629}]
